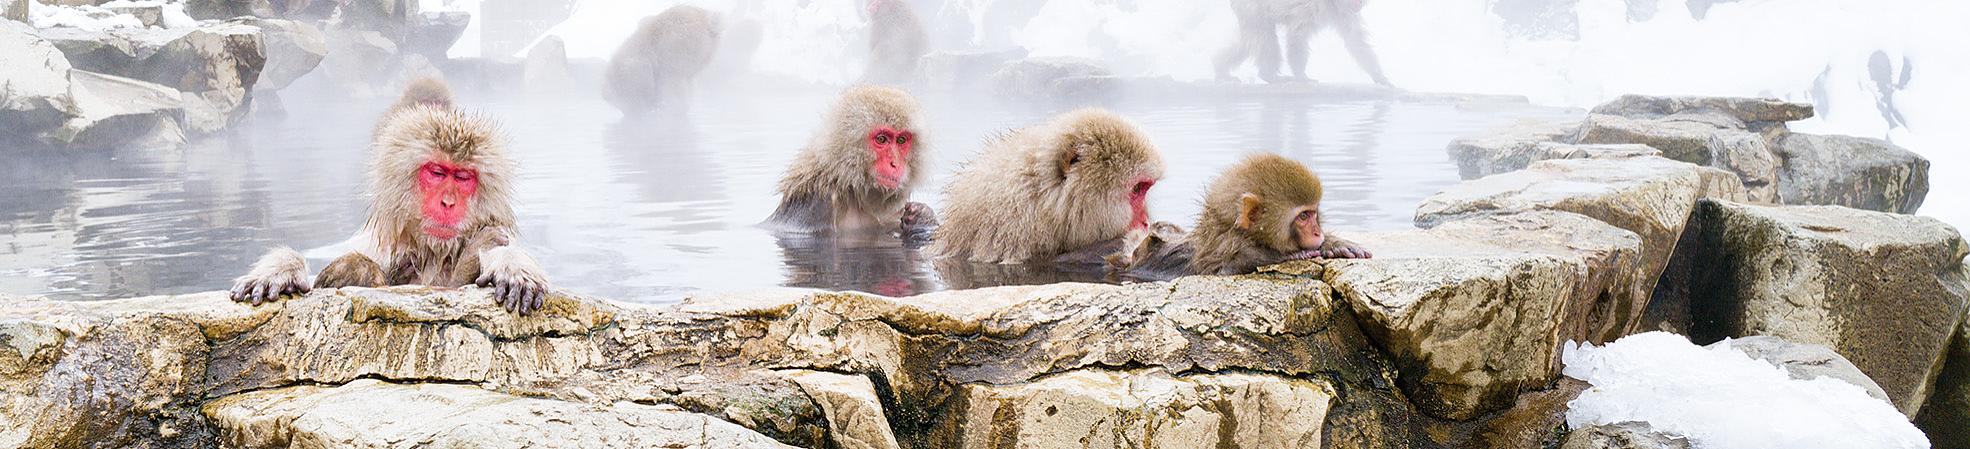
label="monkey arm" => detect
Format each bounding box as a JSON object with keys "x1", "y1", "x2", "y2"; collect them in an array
[
  {"x1": 1316, "y1": 234, "x2": 1373, "y2": 259},
  {"x1": 230, "y1": 247, "x2": 311, "y2": 305}
]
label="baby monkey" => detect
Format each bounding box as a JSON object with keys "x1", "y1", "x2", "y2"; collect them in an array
[{"x1": 1114, "y1": 153, "x2": 1370, "y2": 278}]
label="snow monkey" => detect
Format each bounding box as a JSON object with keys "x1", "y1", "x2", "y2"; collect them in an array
[
  {"x1": 1214, "y1": 0, "x2": 1392, "y2": 87},
  {"x1": 932, "y1": 108, "x2": 1166, "y2": 264},
  {"x1": 1113, "y1": 153, "x2": 1371, "y2": 278},
  {"x1": 861, "y1": 0, "x2": 927, "y2": 85},
  {"x1": 373, "y1": 76, "x2": 453, "y2": 136},
  {"x1": 602, "y1": 5, "x2": 721, "y2": 115},
  {"x1": 230, "y1": 80, "x2": 551, "y2": 314},
  {"x1": 765, "y1": 86, "x2": 936, "y2": 238}
]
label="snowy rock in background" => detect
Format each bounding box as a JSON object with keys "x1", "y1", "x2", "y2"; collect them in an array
[
  {"x1": 1774, "y1": 133, "x2": 1930, "y2": 214},
  {"x1": 989, "y1": 56, "x2": 1110, "y2": 99},
  {"x1": 1560, "y1": 421, "x2": 1689, "y2": 449},
  {"x1": 182, "y1": 0, "x2": 271, "y2": 20},
  {"x1": 1562, "y1": 332, "x2": 1928, "y2": 449},
  {"x1": 104, "y1": 2, "x2": 160, "y2": 27},
  {"x1": 402, "y1": 10, "x2": 468, "y2": 60},
  {"x1": 920, "y1": 48, "x2": 1027, "y2": 92},
  {"x1": 0, "y1": 21, "x2": 186, "y2": 149},
  {"x1": 3, "y1": 0, "x2": 25, "y2": 21},
  {"x1": 521, "y1": 34, "x2": 571, "y2": 93},
  {"x1": 234, "y1": 17, "x2": 323, "y2": 92},
  {"x1": 1, "y1": 20, "x2": 83, "y2": 143}
]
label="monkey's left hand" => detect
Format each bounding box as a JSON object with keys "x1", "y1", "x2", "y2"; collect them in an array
[
  {"x1": 1315, "y1": 238, "x2": 1373, "y2": 259},
  {"x1": 475, "y1": 246, "x2": 550, "y2": 315}
]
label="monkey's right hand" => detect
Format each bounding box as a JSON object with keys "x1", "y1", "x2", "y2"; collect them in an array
[
  {"x1": 229, "y1": 247, "x2": 311, "y2": 305},
  {"x1": 901, "y1": 202, "x2": 938, "y2": 231},
  {"x1": 475, "y1": 246, "x2": 549, "y2": 315}
]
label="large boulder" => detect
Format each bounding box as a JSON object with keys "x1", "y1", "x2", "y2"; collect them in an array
[
  {"x1": 920, "y1": 48, "x2": 1027, "y2": 92},
  {"x1": 1687, "y1": 199, "x2": 1970, "y2": 416},
  {"x1": 942, "y1": 369, "x2": 1335, "y2": 449},
  {"x1": 1773, "y1": 133, "x2": 1930, "y2": 214},
  {"x1": 3, "y1": 0, "x2": 26, "y2": 21},
  {"x1": 1324, "y1": 211, "x2": 1644, "y2": 420},
  {"x1": 1588, "y1": 94, "x2": 1815, "y2": 124},
  {"x1": 233, "y1": 17, "x2": 324, "y2": 92},
  {"x1": 40, "y1": 22, "x2": 266, "y2": 135},
  {"x1": 402, "y1": 10, "x2": 468, "y2": 59},
  {"x1": 36, "y1": 27, "x2": 139, "y2": 75},
  {"x1": 775, "y1": 370, "x2": 901, "y2": 449},
  {"x1": 989, "y1": 56, "x2": 1111, "y2": 99},
  {"x1": 183, "y1": 0, "x2": 273, "y2": 20},
  {"x1": 321, "y1": 29, "x2": 398, "y2": 97},
  {"x1": 1561, "y1": 421, "x2": 1691, "y2": 449},
  {"x1": 0, "y1": 22, "x2": 185, "y2": 150},
  {"x1": 204, "y1": 379, "x2": 799, "y2": 448},
  {"x1": 521, "y1": 34, "x2": 572, "y2": 93},
  {"x1": 1570, "y1": 112, "x2": 1780, "y2": 202}
]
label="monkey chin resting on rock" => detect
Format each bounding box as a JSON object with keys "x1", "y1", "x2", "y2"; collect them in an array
[
  {"x1": 1111, "y1": 153, "x2": 1371, "y2": 281},
  {"x1": 229, "y1": 78, "x2": 552, "y2": 315}
]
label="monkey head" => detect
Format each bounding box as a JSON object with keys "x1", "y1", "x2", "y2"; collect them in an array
[
  {"x1": 372, "y1": 105, "x2": 515, "y2": 245},
  {"x1": 1049, "y1": 109, "x2": 1164, "y2": 231},
  {"x1": 1206, "y1": 154, "x2": 1325, "y2": 253},
  {"x1": 826, "y1": 86, "x2": 925, "y2": 194}
]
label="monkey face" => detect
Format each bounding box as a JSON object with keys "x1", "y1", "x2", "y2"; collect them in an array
[
  {"x1": 867, "y1": 125, "x2": 914, "y2": 190},
  {"x1": 1127, "y1": 178, "x2": 1155, "y2": 230},
  {"x1": 416, "y1": 160, "x2": 479, "y2": 240},
  {"x1": 1291, "y1": 205, "x2": 1325, "y2": 250}
]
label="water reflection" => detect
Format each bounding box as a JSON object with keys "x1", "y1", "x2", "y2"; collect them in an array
[{"x1": 0, "y1": 87, "x2": 1575, "y2": 302}]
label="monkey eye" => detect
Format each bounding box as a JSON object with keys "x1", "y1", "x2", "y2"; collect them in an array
[
  {"x1": 422, "y1": 163, "x2": 448, "y2": 178},
  {"x1": 895, "y1": 133, "x2": 909, "y2": 145},
  {"x1": 875, "y1": 133, "x2": 890, "y2": 144},
  {"x1": 1298, "y1": 210, "x2": 1316, "y2": 221},
  {"x1": 453, "y1": 170, "x2": 475, "y2": 182}
]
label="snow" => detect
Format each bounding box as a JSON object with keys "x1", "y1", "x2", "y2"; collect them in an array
[
  {"x1": 1561, "y1": 332, "x2": 1928, "y2": 449},
  {"x1": 31, "y1": 0, "x2": 198, "y2": 31}
]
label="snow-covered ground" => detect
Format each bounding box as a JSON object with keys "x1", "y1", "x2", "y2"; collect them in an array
[
  {"x1": 1562, "y1": 332, "x2": 1928, "y2": 449},
  {"x1": 28, "y1": 0, "x2": 196, "y2": 30}
]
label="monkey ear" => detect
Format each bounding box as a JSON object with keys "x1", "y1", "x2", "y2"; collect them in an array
[
  {"x1": 1057, "y1": 146, "x2": 1080, "y2": 178},
  {"x1": 1235, "y1": 193, "x2": 1263, "y2": 230}
]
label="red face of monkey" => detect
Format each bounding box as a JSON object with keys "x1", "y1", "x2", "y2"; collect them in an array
[
  {"x1": 1292, "y1": 205, "x2": 1324, "y2": 250},
  {"x1": 1127, "y1": 178, "x2": 1155, "y2": 230},
  {"x1": 417, "y1": 159, "x2": 479, "y2": 240},
  {"x1": 867, "y1": 125, "x2": 913, "y2": 190}
]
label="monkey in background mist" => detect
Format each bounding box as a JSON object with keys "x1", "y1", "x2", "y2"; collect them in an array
[
  {"x1": 1112, "y1": 153, "x2": 1370, "y2": 279},
  {"x1": 603, "y1": 5, "x2": 721, "y2": 115},
  {"x1": 861, "y1": 0, "x2": 928, "y2": 85},
  {"x1": 231, "y1": 79, "x2": 551, "y2": 314},
  {"x1": 1215, "y1": 0, "x2": 1392, "y2": 87}
]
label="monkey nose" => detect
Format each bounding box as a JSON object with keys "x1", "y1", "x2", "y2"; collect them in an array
[{"x1": 441, "y1": 198, "x2": 456, "y2": 208}]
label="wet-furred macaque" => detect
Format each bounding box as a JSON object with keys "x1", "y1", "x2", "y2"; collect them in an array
[
  {"x1": 602, "y1": 5, "x2": 721, "y2": 115},
  {"x1": 231, "y1": 81, "x2": 551, "y2": 314},
  {"x1": 861, "y1": 0, "x2": 927, "y2": 85},
  {"x1": 764, "y1": 86, "x2": 935, "y2": 238},
  {"x1": 373, "y1": 76, "x2": 454, "y2": 135},
  {"x1": 931, "y1": 109, "x2": 1165, "y2": 264},
  {"x1": 1114, "y1": 154, "x2": 1370, "y2": 278},
  {"x1": 1215, "y1": 0, "x2": 1392, "y2": 87}
]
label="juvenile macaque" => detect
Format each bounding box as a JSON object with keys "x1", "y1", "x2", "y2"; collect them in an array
[
  {"x1": 392, "y1": 76, "x2": 454, "y2": 112},
  {"x1": 1114, "y1": 153, "x2": 1370, "y2": 278},
  {"x1": 602, "y1": 5, "x2": 721, "y2": 115},
  {"x1": 861, "y1": 0, "x2": 927, "y2": 85},
  {"x1": 764, "y1": 86, "x2": 935, "y2": 238},
  {"x1": 931, "y1": 109, "x2": 1165, "y2": 264},
  {"x1": 1215, "y1": 0, "x2": 1392, "y2": 87},
  {"x1": 231, "y1": 80, "x2": 550, "y2": 314}
]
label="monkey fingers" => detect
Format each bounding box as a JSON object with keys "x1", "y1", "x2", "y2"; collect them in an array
[{"x1": 899, "y1": 201, "x2": 939, "y2": 237}]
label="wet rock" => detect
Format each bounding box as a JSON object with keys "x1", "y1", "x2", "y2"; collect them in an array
[
  {"x1": 1447, "y1": 117, "x2": 1663, "y2": 179},
  {"x1": 1573, "y1": 113, "x2": 1725, "y2": 164},
  {"x1": 184, "y1": 0, "x2": 273, "y2": 20},
  {"x1": 1709, "y1": 336, "x2": 1891, "y2": 403},
  {"x1": 1324, "y1": 211, "x2": 1644, "y2": 420},
  {"x1": 1773, "y1": 133, "x2": 1930, "y2": 214},
  {"x1": 3, "y1": 0, "x2": 25, "y2": 21},
  {"x1": 989, "y1": 56, "x2": 1110, "y2": 99},
  {"x1": 920, "y1": 48, "x2": 1027, "y2": 92},
  {"x1": 0, "y1": 21, "x2": 83, "y2": 144},
  {"x1": 777, "y1": 369, "x2": 901, "y2": 449},
  {"x1": 321, "y1": 29, "x2": 397, "y2": 96},
  {"x1": 944, "y1": 369, "x2": 1334, "y2": 449},
  {"x1": 332, "y1": 0, "x2": 413, "y2": 38},
  {"x1": 204, "y1": 379, "x2": 799, "y2": 449},
  {"x1": 36, "y1": 27, "x2": 139, "y2": 74},
  {"x1": 1687, "y1": 199, "x2": 1970, "y2": 416},
  {"x1": 235, "y1": 17, "x2": 324, "y2": 92},
  {"x1": 59, "y1": 70, "x2": 188, "y2": 149},
  {"x1": 1561, "y1": 421, "x2": 1691, "y2": 449},
  {"x1": 1590, "y1": 94, "x2": 1815, "y2": 124},
  {"x1": 1916, "y1": 304, "x2": 1970, "y2": 449},
  {"x1": 402, "y1": 10, "x2": 468, "y2": 59},
  {"x1": 143, "y1": 21, "x2": 264, "y2": 133}
]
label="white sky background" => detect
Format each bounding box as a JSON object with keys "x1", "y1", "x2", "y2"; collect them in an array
[{"x1": 432, "y1": 0, "x2": 1970, "y2": 232}]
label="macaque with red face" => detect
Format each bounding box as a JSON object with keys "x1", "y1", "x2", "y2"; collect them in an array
[
  {"x1": 764, "y1": 86, "x2": 935, "y2": 238},
  {"x1": 230, "y1": 80, "x2": 550, "y2": 314},
  {"x1": 932, "y1": 108, "x2": 1165, "y2": 264},
  {"x1": 1112, "y1": 153, "x2": 1370, "y2": 278}
]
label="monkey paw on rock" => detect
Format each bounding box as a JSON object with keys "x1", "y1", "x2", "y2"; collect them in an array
[
  {"x1": 230, "y1": 247, "x2": 312, "y2": 305},
  {"x1": 475, "y1": 247, "x2": 550, "y2": 315}
]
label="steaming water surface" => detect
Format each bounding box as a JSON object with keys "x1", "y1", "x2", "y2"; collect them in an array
[{"x1": 0, "y1": 89, "x2": 1575, "y2": 303}]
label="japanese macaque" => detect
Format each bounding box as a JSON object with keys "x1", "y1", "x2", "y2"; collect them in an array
[
  {"x1": 1113, "y1": 154, "x2": 1370, "y2": 278},
  {"x1": 1214, "y1": 0, "x2": 1392, "y2": 87},
  {"x1": 764, "y1": 86, "x2": 935, "y2": 238},
  {"x1": 602, "y1": 5, "x2": 721, "y2": 115},
  {"x1": 861, "y1": 0, "x2": 927, "y2": 85},
  {"x1": 230, "y1": 81, "x2": 550, "y2": 314},
  {"x1": 391, "y1": 76, "x2": 454, "y2": 112},
  {"x1": 931, "y1": 109, "x2": 1165, "y2": 264}
]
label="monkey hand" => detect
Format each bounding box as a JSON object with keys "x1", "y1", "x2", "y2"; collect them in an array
[
  {"x1": 230, "y1": 247, "x2": 311, "y2": 305},
  {"x1": 1316, "y1": 239, "x2": 1373, "y2": 259},
  {"x1": 898, "y1": 201, "x2": 938, "y2": 243},
  {"x1": 475, "y1": 247, "x2": 550, "y2": 315}
]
